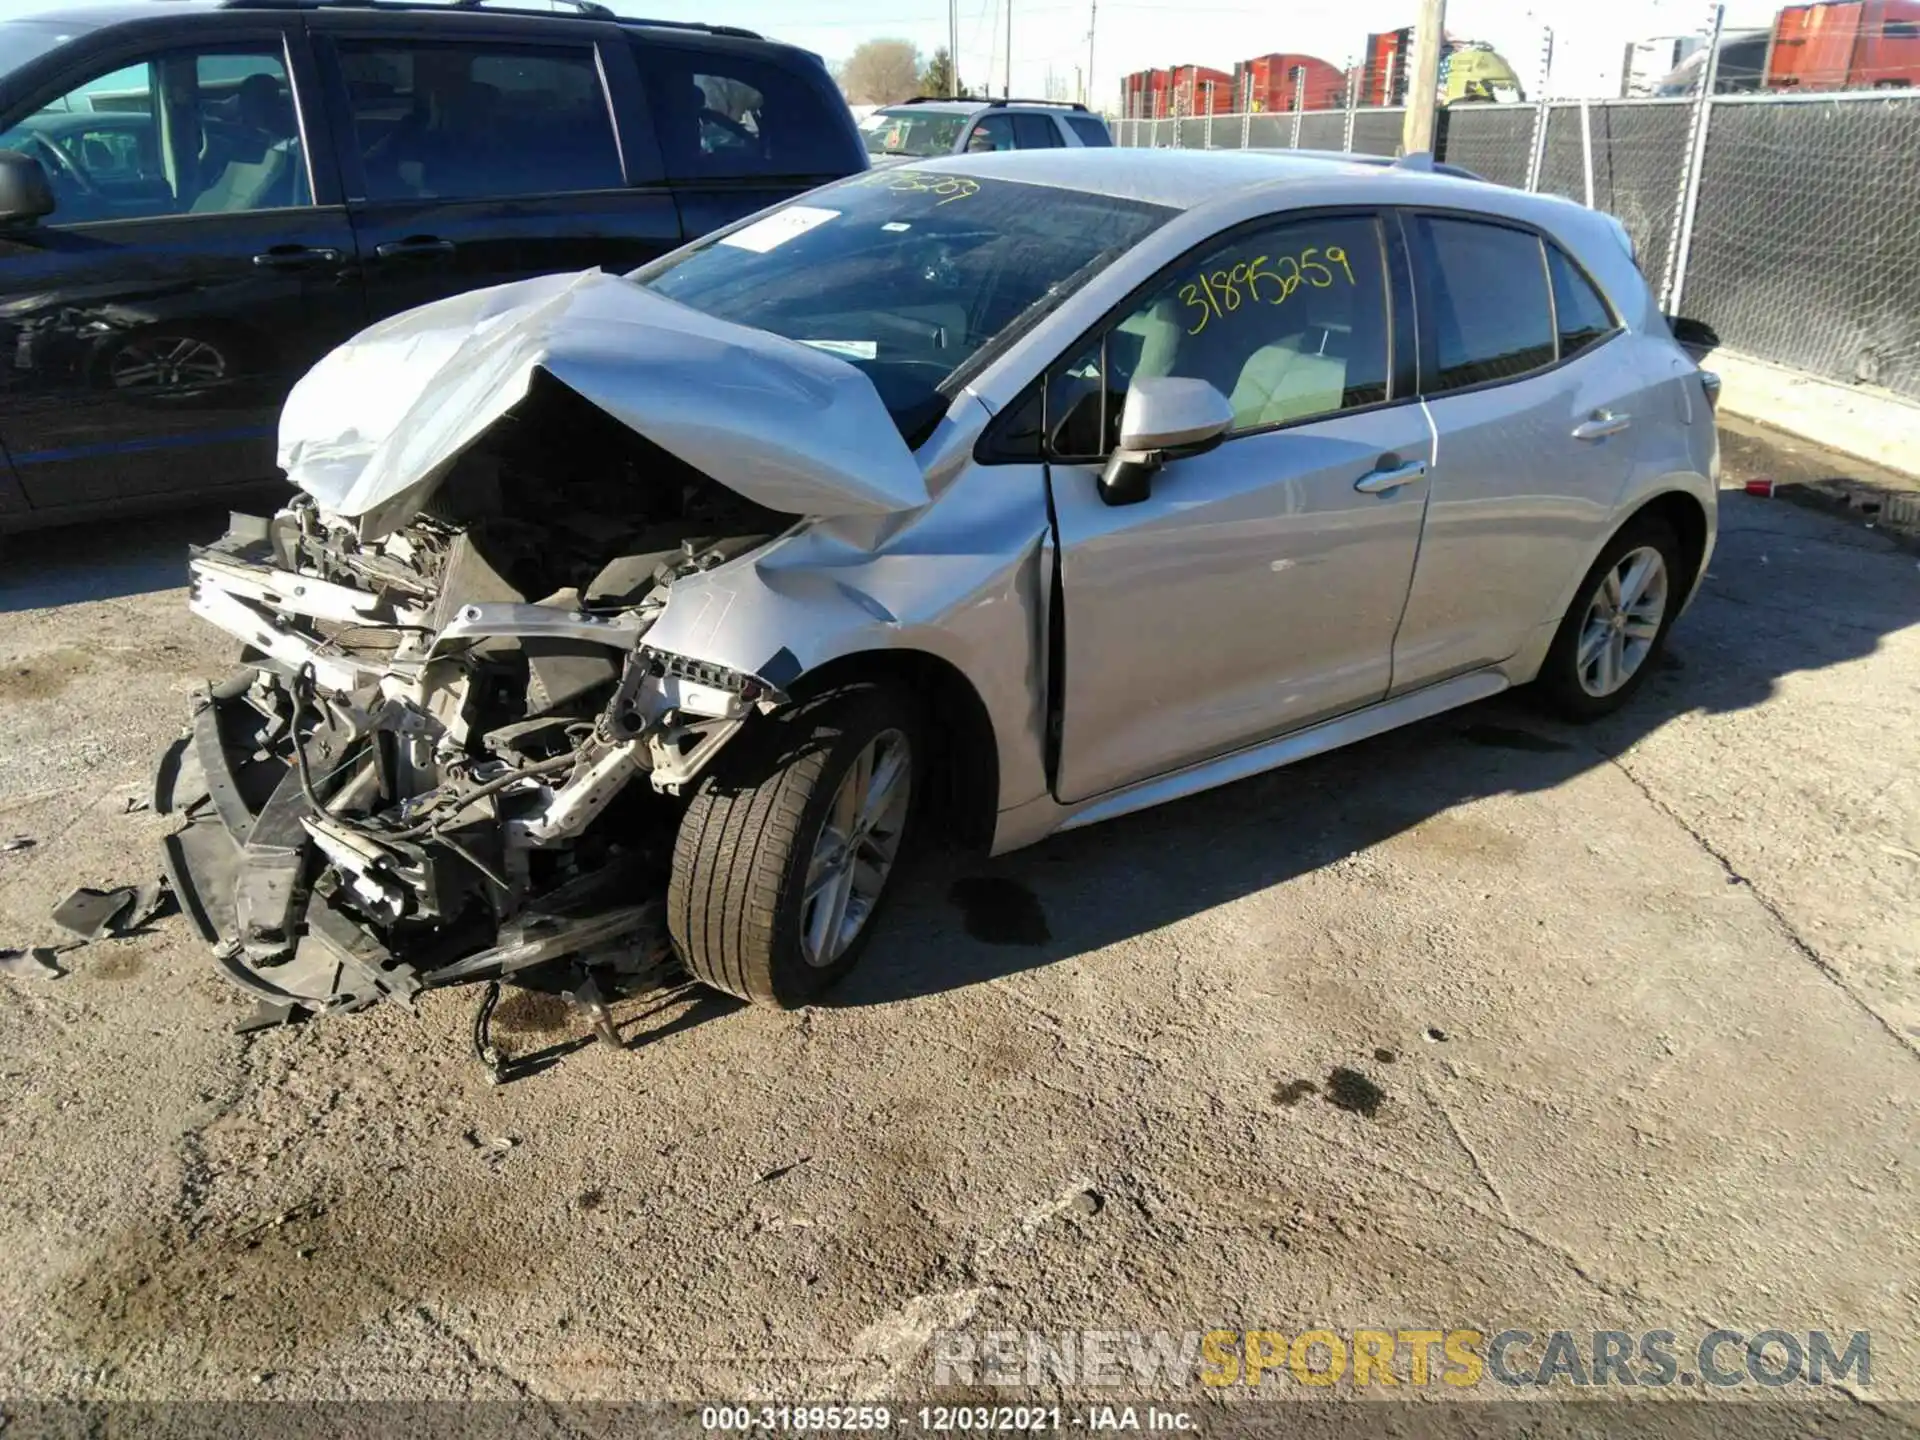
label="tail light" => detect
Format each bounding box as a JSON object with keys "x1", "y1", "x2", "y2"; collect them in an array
[{"x1": 1699, "y1": 369, "x2": 1721, "y2": 411}]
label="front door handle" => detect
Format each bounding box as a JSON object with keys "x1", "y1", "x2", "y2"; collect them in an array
[
  {"x1": 1572, "y1": 411, "x2": 1632, "y2": 441},
  {"x1": 252, "y1": 244, "x2": 343, "y2": 270},
  {"x1": 374, "y1": 236, "x2": 458, "y2": 260},
  {"x1": 1354, "y1": 459, "x2": 1428, "y2": 495}
]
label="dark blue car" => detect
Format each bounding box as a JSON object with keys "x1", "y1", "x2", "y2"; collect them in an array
[{"x1": 0, "y1": 0, "x2": 866, "y2": 533}]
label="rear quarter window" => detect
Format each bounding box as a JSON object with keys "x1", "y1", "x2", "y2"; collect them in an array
[
  {"x1": 634, "y1": 42, "x2": 856, "y2": 181},
  {"x1": 1066, "y1": 114, "x2": 1111, "y2": 146}
]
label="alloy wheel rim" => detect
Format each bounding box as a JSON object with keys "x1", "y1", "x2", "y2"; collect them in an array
[
  {"x1": 1576, "y1": 545, "x2": 1668, "y2": 697},
  {"x1": 800, "y1": 728, "x2": 912, "y2": 968},
  {"x1": 111, "y1": 336, "x2": 226, "y2": 390}
]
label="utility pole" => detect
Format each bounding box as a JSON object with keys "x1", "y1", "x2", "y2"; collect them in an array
[
  {"x1": 1401, "y1": 0, "x2": 1446, "y2": 155},
  {"x1": 1087, "y1": 0, "x2": 1096, "y2": 112},
  {"x1": 949, "y1": 0, "x2": 959, "y2": 96},
  {"x1": 1005, "y1": 0, "x2": 1013, "y2": 97}
]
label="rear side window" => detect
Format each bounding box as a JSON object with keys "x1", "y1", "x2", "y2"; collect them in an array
[
  {"x1": 1066, "y1": 115, "x2": 1112, "y2": 146},
  {"x1": 1415, "y1": 215, "x2": 1554, "y2": 393},
  {"x1": 637, "y1": 44, "x2": 851, "y2": 180},
  {"x1": 338, "y1": 40, "x2": 621, "y2": 202},
  {"x1": 1546, "y1": 243, "x2": 1617, "y2": 359},
  {"x1": 1010, "y1": 113, "x2": 1061, "y2": 148}
]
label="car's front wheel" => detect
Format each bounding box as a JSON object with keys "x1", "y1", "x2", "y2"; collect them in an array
[
  {"x1": 668, "y1": 682, "x2": 916, "y2": 1005},
  {"x1": 1538, "y1": 515, "x2": 1684, "y2": 720}
]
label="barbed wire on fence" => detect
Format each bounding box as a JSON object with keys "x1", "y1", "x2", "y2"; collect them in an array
[{"x1": 1113, "y1": 84, "x2": 1920, "y2": 404}]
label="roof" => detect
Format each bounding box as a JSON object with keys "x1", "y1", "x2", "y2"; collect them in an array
[
  {"x1": 6, "y1": 2, "x2": 219, "y2": 29},
  {"x1": 906, "y1": 146, "x2": 1497, "y2": 211},
  {"x1": 6, "y1": 0, "x2": 765, "y2": 38}
]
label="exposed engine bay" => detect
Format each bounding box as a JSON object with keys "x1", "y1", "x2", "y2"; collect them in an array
[{"x1": 157, "y1": 376, "x2": 798, "y2": 1020}]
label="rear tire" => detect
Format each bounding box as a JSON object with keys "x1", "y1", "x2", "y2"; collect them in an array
[
  {"x1": 1537, "y1": 515, "x2": 1683, "y2": 721},
  {"x1": 668, "y1": 683, "x2": 916, "y2": 1006}
]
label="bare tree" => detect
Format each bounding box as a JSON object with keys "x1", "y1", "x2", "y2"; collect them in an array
[{"x1": 837, "y1": 38, "x2": 923, "y2": 105}]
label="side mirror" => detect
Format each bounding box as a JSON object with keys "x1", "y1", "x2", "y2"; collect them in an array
[
  {"x1": 0, "y1": 150, "x2": 55, "y2": 226},
  {"x1": 1098, "y1": 376, "x2": 1234, "y2": 506}
]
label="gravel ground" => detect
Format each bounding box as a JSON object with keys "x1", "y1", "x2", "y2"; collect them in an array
[{"x1": 0, "y1": 429, "x2": 1915, "y2": 1420}]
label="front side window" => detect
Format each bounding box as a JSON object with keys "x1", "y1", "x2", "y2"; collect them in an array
[
  {"x1": 860, "y1": 108, "x2": 966, "y2": 158},
  {"x1": 0, "y1": 46, "x2": 307, "y2": 224},
  {"x1": 638, "y1": 45, "x2": 852, "y2": 180},
  {"x1": 636, "y1": 171, "x2": 1173, "y2": 441},
  {"x1": 1043, "y1": 212, "x2": 1392, "y2": 457},
  {"x1": 340, "y1": 40, "x2": 621, "y2": 202},
  {"x1": 965, "y1": 113, "x2": 1017, "y2": 151},
  {"x1": 1416, "y1": 215, "x2": 1555, "y2": 393}
]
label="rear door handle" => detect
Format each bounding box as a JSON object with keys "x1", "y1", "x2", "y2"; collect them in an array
[
  {"x1": 252, "y1": 244, "x2": 343, "y2": 270},
  {"x1": 1572, "y1": 411, "x2": 1632, "y2": 441},
  {"x1": 1354, "y1": 459, "x2": 1428, "y2": 495},
  {"x1": 374, "y1": 236, "x2": 457, "y2": 260}
]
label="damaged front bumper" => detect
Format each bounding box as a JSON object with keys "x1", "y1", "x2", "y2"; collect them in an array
[{"x1": 156, "y1": 515, "x2": 782, "y2": 1019}]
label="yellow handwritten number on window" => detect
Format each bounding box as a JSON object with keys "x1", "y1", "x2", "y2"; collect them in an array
[{"x1": 1179, "y1": 244, "x2": 1356, "y2": 335}]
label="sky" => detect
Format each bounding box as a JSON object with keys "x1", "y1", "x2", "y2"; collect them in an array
[
  {"x1": 606, "y1": 0, "x2": 1786, "y2": 102},
  {"x1": 2, "y1": 0, "x2": 1787, "y2": 104}
]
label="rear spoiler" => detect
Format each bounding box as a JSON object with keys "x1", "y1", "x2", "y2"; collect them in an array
[{"x1": 1665, "y1": 313, "x2": 1720, "y2": 349}]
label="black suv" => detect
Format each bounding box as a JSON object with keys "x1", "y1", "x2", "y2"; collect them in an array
[{"x1": 0, "y1": 0, "x2": 864, "y2": 532}]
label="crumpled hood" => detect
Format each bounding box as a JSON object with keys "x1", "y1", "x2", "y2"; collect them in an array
[{"x1": 277, "y1": 268, "x2": 931, "y2": 539}]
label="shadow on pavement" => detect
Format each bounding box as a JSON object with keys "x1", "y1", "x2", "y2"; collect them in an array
[
  {"x1": 0, "y1": 502, "x2": 262, "y2": 613},
  {"x1": 834, "y1": 492, "x2": 1920, "y2": 1008}
]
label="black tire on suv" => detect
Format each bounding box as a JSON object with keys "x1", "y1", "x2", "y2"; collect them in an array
[{"x1": 668, "y1": 682, "x2": 918, "y2": 1005}]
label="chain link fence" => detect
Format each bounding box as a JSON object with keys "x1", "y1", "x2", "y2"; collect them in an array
[
  {"x1": 1684, "y1": 93, "x2": 1920, "y2": 399},
  {"x1": 1115, "y1": 91, "x2": 1920, "y2": 403}
]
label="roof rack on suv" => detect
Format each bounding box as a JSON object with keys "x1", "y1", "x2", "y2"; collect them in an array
[
  {"x1": 987, "y1": 97, "x2": 1089, "y2": 110},
  {"x1": 895, "y1": 95, "x2": 1090, "y2": 111},
  {"x1": 215, "y1": 0, "x2": 761, "y2": 34}
]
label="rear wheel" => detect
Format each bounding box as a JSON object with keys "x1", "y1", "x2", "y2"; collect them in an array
[
  {"x1": 1537, "y1": 515, "x2": 1682, "y2": 720},
  {"x1": 668, "y1": 683, "x2": 916, "y2": 1005}
]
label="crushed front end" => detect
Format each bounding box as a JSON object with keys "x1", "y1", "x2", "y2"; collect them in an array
[
  {"x1": 157, "y1": 424, "x2": 791, "y2": 1019},
  {"x1": 153, "y1": 267, "x2": 936, "y2": 1022}
]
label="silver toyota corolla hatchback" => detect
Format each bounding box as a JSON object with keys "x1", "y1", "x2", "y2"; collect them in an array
[{"x1": 159, "y1": 149, "x2": 1719, "y2": 1022}]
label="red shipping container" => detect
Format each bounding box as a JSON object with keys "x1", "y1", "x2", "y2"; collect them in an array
[
  {"x1": 1234, "y1": 52, "x2": 1347, "y2": 111},
  {"x1": 1169, "y1": 64, "x2": 1235, "y2": 115},
  {"x1": 1767, "y1": 0, "x2": 1920, "y2": 89}
]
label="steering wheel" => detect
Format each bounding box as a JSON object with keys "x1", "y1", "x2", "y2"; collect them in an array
[
  {"x1": 698, "y1": 107, "x2": 758, "y2": 152},
  {"x1": 18, "y1": 131, "x2": 97, "y2": 200}
]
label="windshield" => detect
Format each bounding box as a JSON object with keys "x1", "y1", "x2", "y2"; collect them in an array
[
  {"x1": 859, "y1": 108, "x2": 968, "y2": 158},
  {"x1": 635, "y1": 170, "x2": 1174, "y2": 442},
  {"x1": 0, "y1": 20, "x2": 82, "y2": 85}
]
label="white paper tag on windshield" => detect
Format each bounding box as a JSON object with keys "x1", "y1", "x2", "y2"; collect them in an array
[
  {"x1": 720, "y1": 205, "x2": 840, "y2": 253},
  {"x1": 800, "y1": 339, "x2": 879, "y2": 361}
]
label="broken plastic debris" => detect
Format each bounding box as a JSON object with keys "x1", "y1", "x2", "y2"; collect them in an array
[
  {"x1": 0, "y1": 947, "x2": 65, "y2": 981},
  {"x1": 50, "y1": 886, "x2": 137, "y2": 941},
  {"x1": 2, "y1": 836, "x2": 32, "y2": 854},
  {"x1": 48, "y1": 878, "x2": 171, "y2": 941},
  {"x1": 123, "y1": 878, "x2": 170, "y2": 931}
]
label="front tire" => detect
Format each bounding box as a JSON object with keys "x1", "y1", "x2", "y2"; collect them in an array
[
  {"x1": 668, "y1": 683, "x2": 916, "y2": 1005},
  {"x1": 1537, "y1": 515, "x2": 1683, "y2": 721}
]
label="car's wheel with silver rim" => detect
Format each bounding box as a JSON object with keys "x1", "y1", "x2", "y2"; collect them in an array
[
  {"x1": 669, "y1": 682, "x2": 917, "y2": 1005},
  {"x1": 1539, "y1": 514, "x2": 1684, "y2": 720}
]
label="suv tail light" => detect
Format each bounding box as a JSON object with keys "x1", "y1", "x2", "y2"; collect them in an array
[{"x1": 1699, "y1": 369, "x2": 1722, "y2": 411}]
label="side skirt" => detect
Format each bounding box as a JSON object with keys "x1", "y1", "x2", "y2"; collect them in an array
[{"x1": 990, "y1": 667, "x2": 1510, "y2": 854}]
